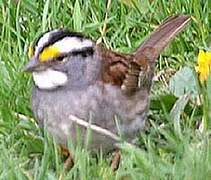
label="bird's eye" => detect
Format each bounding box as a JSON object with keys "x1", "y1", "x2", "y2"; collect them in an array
[
  {"x1": 55, "y1": 55, "x2": 68, "y2": 63},
  {"x1": 56, "y1": 56, "x2": 64, "y2": 61}
]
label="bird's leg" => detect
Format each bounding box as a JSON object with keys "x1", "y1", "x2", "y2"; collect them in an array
[
  {"x1": 111, "y1": 150, "x2": 121, "y2": 171},
  {"x1": 60, "y1": 145, "x2": 74, "y2": 170}
]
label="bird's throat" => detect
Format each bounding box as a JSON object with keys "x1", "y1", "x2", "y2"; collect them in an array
[{"x1": 32, "y1": 69, "x2": 68, "y2": 90}]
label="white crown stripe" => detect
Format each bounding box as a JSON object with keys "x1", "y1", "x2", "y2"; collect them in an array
[
  {"x1": 53, "y1": 37, "x2": 94, "y2": 54},
  {"x1": 34, "y1": 31, "x2": 94, "y2": 57}
]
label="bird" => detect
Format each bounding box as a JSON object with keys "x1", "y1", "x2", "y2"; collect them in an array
[{"x1": 24, "y1": 15, "x2": 191, "y2": 170}]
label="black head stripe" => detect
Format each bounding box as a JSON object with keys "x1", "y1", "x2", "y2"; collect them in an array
[
  {"x1": 39, "y1": 29, "x2": 86, "y2": 53},
  {"x1": 33, "y1": 29, "x2": 88, "y2": 56},
  {"x1": 55, "y1": 47, "x2": 94, "y2": 61},
  {"x1": 71, "y1": 47, "x2": 94, "y2": 57},
  {"x1": 46, "y1": 29, "x2": 85, "y2": 47}
]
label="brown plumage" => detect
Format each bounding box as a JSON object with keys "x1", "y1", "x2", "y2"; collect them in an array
[{"x1": 101, "y1": 15, "x2": 190, "y2": 95}]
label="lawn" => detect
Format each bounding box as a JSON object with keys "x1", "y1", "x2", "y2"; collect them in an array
[{"x1": 0, "y1": 0, "x2": 211, "y2": 179}]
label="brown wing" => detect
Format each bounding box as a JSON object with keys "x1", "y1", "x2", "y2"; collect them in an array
[
  {"x1": 100, "y1": 45, "x2": 133, "y2": 86},
  {"x1": 100, "y1": 15, "x2": 190, "y2": 95}
]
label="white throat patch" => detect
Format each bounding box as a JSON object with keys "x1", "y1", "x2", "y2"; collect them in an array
[{"x1": 32, "y1": 69, "x2": 68, "y2": 89}]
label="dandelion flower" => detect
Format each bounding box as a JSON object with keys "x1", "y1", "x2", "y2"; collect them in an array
[{"x1": 195, "y1": 50, "x2": 211, "y2": 82}]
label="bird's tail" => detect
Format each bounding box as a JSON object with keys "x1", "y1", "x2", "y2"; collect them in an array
[
  {"x1": 134, "y1": 15, "x2": 191, "y2": 62},
  {"x1": 122, "y1": 15, "x2": 191, "y2": 95}
]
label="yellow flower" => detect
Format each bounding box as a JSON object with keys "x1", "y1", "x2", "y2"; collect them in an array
[{"x1": 195, "y1": 50, "x2": 211, "y2": 82}]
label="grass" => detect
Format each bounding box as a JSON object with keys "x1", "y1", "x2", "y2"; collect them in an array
[{"x1": 0, "y1": 0, "x2": 211, "y2": 179}]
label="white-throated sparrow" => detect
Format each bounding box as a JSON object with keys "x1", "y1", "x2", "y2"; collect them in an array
[{"x1": 24, "y1": 15, "x2": 190, "y2": 169}]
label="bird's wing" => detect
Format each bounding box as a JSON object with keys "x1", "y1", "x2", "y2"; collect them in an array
[
  {"x1": 100, "y1": 46, "x2": 133, "y2": 87},
  {"x1": 101, "y1": 15, "x2": 191, "y2": 95}
]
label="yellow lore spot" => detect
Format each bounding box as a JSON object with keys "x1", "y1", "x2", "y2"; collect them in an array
[
  {"x1": 28, "y1": 45, "x2": 34, "y2": 58},
  {"x1": 195, "y1": 50, "x2": 211, "y2": 82},
  {"x1": 39, "y1": 46, "x2": 60, "y2": 62}
]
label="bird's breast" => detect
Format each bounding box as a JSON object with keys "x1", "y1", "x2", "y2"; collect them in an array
[{"x1": 32, "y1": 82, "x2": 149, "y2": 151}]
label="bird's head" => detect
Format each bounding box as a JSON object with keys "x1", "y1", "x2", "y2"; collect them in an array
[{"x1": 25, "y1": 29, "x2": 99, "y2": 90}]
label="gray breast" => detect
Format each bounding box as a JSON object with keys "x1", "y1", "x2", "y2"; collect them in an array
[{"x1": 32, "y1": 81, "x2": 149, "y2": 152}]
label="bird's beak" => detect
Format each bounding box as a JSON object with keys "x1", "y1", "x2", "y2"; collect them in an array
[{"x1": 23, "y1": 58, "x2": 39, "y2": 72}]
